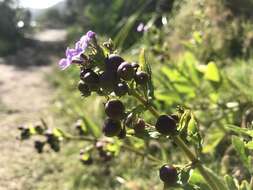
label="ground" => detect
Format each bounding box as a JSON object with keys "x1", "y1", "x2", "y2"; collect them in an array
[{"x1": 0, "y1": 30, "x2": 66, "y2": 190}]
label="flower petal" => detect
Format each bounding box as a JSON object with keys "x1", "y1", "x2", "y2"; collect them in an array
[{"x1": 58, "y1": 58, "x2": 70, "y2": 70}]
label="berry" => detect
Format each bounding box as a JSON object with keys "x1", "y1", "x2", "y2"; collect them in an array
[
  {"x1": 34, "y1": 125, "x2": 44, "y2": 135},
  {"x1": 159, "y1": 165, "x2": 178, "y2": 185},
  {"x1": 134, "y1": 71, "x2": 149, "y2": 85},
  {"x1": 155, "y1": 115, "x2": 177, "y2": 135},
  {"x1": 99, "y1": 71, "x2": 118, "y2": 93},
  {"x1": 105, "y1": 99, "x2": 125, "y2": 120},
  {"x1": 103, "y1": 118, "x2": 122, "y2": 137},
  {"x1": 80, "y1": 69, "x2": 91, "y2": 79},
  {"x1": 80, "y1": 150, "x2": 93, "y2": 165},
  {"x1": 20, "y1": 128, "x2": 30, "y2": 140},
  {"x1": 82, "y1": 71, "x2": 99, "y2": 85},
  {"x1": 114, "y1": 82, "x2": 128, "y2": 96},
  {"x1": 117, "y1": 62, "x2": 135, "y2": 81},
  {"x1": 78, "y1": 81, "x2": 91, "y2": 97},
  {"x1": 170, "y1": 114, "x2": 179, "y2": 123},
  {"x1": 131, "y1": 62, "x2": 139, "y2": 70},
  {"x1": 134, "y1": 119, "x2": 146, "y2": 134},
  {"x1": 105, "y1": 54, "x2": 124, "y2": 72},
  {"x1": 34, "y1": 140, "x2": 45, "y2": 153}
]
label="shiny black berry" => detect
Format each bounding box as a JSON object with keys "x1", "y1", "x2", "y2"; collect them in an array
[
  {"x1": 103, "y1": 118, "x2": 122, "y2": 137},
  {"x1": 34, "y1": 140, "x2": 45, "y2": 153},
  {"x1": 155, "y1": 115, "x2": 177, "y2": 135},
  {"x1": 134, "y1": 119, "x2": 146, "y2": 134},
  {"x1": 114, "y1": 82, "x2": 128, "y2": 96},
  {"x1": 117, "y1": 62, "x2": 135, "y2": 81},
  {"x1": 82, "y1": 71, "x2": 99, "y2": 85},
  {"x1": 159, "y1": 165, "x2": 178, "y2": 185},
  {"x1": 105, "y1": 54, "x2": 124, "y2": 72},
  {"x1": 105, "y1": 99, "x2": 125, "y2": 120},
  {"x1": 134, "y1": 71, "x2": 149, "y2": 85},
  {"x1": 78, "y1": 80, "x2": 91, "y2": 97},
  {"x1": 99, "y1": 71, "x2": 118, "y2": 93}
]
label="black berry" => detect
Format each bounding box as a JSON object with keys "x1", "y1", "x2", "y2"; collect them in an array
[
  {"x1": 159, "y1": 165, "x2": 178, "y2": 185},
  {"x1": 34, "y1": 125, "x2": 44, "y2": 135},
  {"x1": 105, "y1": 99, "x2": 125, "y2": 120},
  {"x1": 134, "y1": 119, "x2": 146, "y2": 134},
  {"x1": 82, "y1": 71, "x2": 99, "y2": 85},
  {"x1": 99, "y1": 71, "x2": 118, "y2": 93},
  {"x1": 155, "y1": 115, "x2": 177, "y2": 135},
  {"x1": 20, "y1": 128, "x2": 31, "y2": 140},
  {"x1": 78, "y1": 80, "x2": 91, "y2": 97},
  {"x1": 117, "y1": 62, "x2": 135, "y2": 81},
  {"x1": 105, "y1": 54, "x2": 124, "y2": 72},
  {"x1": 34, "y1": 140, "x2": 45, "y2": 153},
  {"x1": 134, "y1": 71, "x2": 149, "y2": 85},
  {"x1": 114, "y1": 82, "x2": 128, "y2": 96},
  {"x1": 103, "y1": 118, "x2": 122, "y2": 137}
]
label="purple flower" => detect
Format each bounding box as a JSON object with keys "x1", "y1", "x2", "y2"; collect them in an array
[{"x1": 58, "y1": 30, "x2": 96, "y2": 70}]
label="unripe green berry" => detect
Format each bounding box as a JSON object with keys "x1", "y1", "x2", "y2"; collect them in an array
[
  {"x1": 105, "y1": 99, "x2": 125, "y2": 120},
  {"x1": 159, "y1": 165, "x2": 178, "y2": 185},
  {"x1": 117, "y1": 62, "x2": 135, "y2": 81},
  {"x1": 155, "y1": 115, "x2": 177, "y2": 135},
  {"x1": 114, "y1": 82, "x2": 128, "y2": 97},
  {"x1": 134, "y1": 71, "x2": 149, "y2": 85},
  {"x1": 103, "y1": 118, "x2": 122, "y2": 137},
  {"x1": 78, "y1": 80, "x2": 91, "y2": 97}
]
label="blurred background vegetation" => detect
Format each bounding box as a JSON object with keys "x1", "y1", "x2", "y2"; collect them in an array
[{"x1": 1, "y1": 0, "x2": 253, "y2": 189}]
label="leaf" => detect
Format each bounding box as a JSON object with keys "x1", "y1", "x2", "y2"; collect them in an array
[
  {"x1": 224, "y1": 175, "x2": 238, "y2": 190},
  {"x1": 189, "y1": 168, "x2": 229, "y2": 190},
  {"x1": 203, "y1": 126, "x2": 225, "y2": 153},
  {"x1": 187, "y1": 112, "x2": 202, "y2": 152},
  {"x1": 81, "y1": 115, "x2": 100, "y2": 138},
  {"x1": 245, "y1": 141, "x2": 253, "y2": 149},
  {"x1": 204, "y1": 62, "x2": 221, "y2": 82},
  {"x1": 232, "y1": 136, "x2": 250, "y2": 169},
  {"x1": 139, "y1": 48, "x2": 154, "y2": 99},
  {"x1": 225, "y1": 125, "x2": 253, "y2": 137}
]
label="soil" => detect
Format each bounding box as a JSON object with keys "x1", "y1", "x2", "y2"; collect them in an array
[{"x1": 0, "y1": 29, "x2": 66, "y2": 190}]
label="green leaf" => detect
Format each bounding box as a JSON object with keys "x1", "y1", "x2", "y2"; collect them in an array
[
  {"x1": 225, "y1": 125, "x2": 253, "y2": 137},
  {"x1": 245, "y1": 141, "x2": 253, "y2": 149},
  {"x1": 204, "y1": 62, "x2": 220, "y2": 82},
  {"x1": 224, "y1": 175, "x2": 238, "y2": 190},
  {"x1": 187, "y1": 112, "x2": 202, "y2": 152},
  {"x1": 139, "y1": 48, "x2": 154, "y2": 99},
  {"x1": 240, "y1": 180, "x2": 251, "y2": 190},
  {"x1": 81, "y1": 115, "x2": 100, "y2": 138},
  {"x1": 204, "y1": 167, "x2": 229, "y2": 190},
  {"x1": 203, "y1": 126, "x2": 225, "y2": 153},
  {"x1": 232, "y1": 136, "x2": 250, "y2": 169}
]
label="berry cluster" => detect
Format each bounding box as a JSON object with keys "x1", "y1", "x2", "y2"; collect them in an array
[{"x1": 78, "y1": 54, "x2": 149, "y2": 97}]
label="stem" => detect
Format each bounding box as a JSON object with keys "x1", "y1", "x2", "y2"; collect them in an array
[
  {"x1": 67, "y1": 135, "x2": 161, "y2": 163},
  {"x1": 131, "y1": 90, "x2": 220, "y2": 190}
]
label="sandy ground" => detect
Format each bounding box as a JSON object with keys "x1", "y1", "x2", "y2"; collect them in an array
[{"x1": 0, "y1": 30, "x2": 66, "y2": 190}]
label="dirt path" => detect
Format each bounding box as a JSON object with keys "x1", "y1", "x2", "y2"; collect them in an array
[{"x1": 0, "y1": 29, "x2": 66, "y2": 190}]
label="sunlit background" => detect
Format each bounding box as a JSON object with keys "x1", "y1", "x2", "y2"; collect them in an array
[{"x1": 19, "y1": 0, "x2": 64, "y2": 9}]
